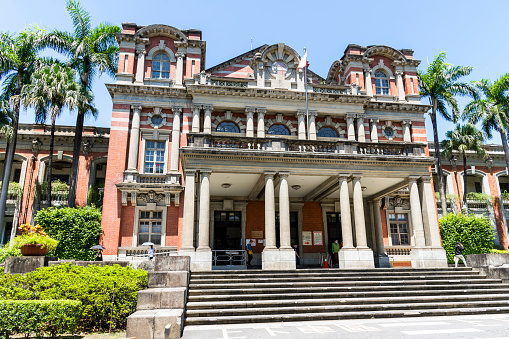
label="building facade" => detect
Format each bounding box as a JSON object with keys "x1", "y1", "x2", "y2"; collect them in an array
[
  {"x1": 0, "y1": 124, "x2": 109, "y2": 244},
  {"x1": 99, "y1": 22, "x2": 453, "y2": 270}
]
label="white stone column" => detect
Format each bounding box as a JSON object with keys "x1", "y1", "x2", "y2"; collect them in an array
[
  {"x1": 135, "y1": 48, "x2": 145, "y2": 83},
  {"x1": 245, "y1": 108, "x2": 255, "y2": 138},
  {"x1": 176, "y1": 52, "x2": 184, "y2": 86},
  {"x1": 409, "y1": 176, "x2": 426, "y2": 247},
  {"x1": 197, "y1": 171, "x2": 211, "y2": 249},
  {"x1": 297, "y1": 111, "x2": 306, "y2": 140},
  {"x1": 191, "y1": 105, "x2": 201, "y2": 133},
  {"x1": 373, "y1": 198, "x2": 385, "y2": 254},
  {"x1": 352, "y1": 175, "x2": 368, "y2": 248},
  {"x1": 370, "y1": 118, "x2": 379, "y2": 143},
  {"x1": 402, "y1": 119, "x2": 412, "y2": 142},
  {"x1": 396, "y1": 70, "x2": 406, "y2": 101},
  {"x1": 356, "y1": 115, "x2": 365, "y2": 142},
  {"x1": 346, "y1": 114, "x2": 356, "y2": 141},
  {"x1": 181, "y1": 170, "x2": 196, "y2": 250},
  {"x1": 279, "y1": 173, "x2": 291, "y2": 249},
  {"x1": 127, "y1": 105, "x2": 142, "y2": 171},
  {"x1": 309, "y1": 111, "x2": 317, "y2": 140},
  {"x1": 170, "y1": 107, "x2": 182, "y2": 171},
  {"x1": 339, "y1": 175, "x2": 354, "y2": 249},
  {"x1": 203, "y1": 105, "x2": 213, "y2": 134},
  {"x1": 264, "y1": 172, "x2": 276, "y2": 249},
  {"x1": 257, "y1": 110, "x2": 266, "y2": 138},
  {"x1": 364, "y1": 68, "x2": 373, "y2": 97},
  {"x1": 420, "y1": 176, "x2": 443, "y2": 247}
]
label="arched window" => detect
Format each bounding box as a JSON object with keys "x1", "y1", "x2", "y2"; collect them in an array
[
  {"x1": 152, "y1": 53, "x2": 170, "y2": 79},
  {"x1": 317, "y1": 126, "x2": 338, "y2": 138},
  {"x1": 216, "y1": 121, "x2": 240, "y2": 133},
  {"x1": 268, "y1": 124, "x2": 290, "y2": 135},
  {"x1": 374, "y1": 70, "x2": 389, "y2": 95}
]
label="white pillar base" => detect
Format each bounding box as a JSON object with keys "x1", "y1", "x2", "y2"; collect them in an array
[
  {"x1": 179, "y1": 248, "x2": 196, "y2": 270},
  {"x1": 410, "y1": 247, "x2": 448, "y2": 268},
  {"x1": 193, "y1": 248, "x2": 212, "y2": 271},
  {"x1": 262, "y1": 248, "x2": 296, "y2": 270},
  {"x1": 338, "y1": 248, "x2": 375, "y2": 268}
]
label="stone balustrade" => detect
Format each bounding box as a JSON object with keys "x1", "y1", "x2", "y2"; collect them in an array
[
  {"x1": 186, "y1": 133, "x2": 426, "y2": 157},
  {"x1": 122, "y1": 173, "x2": 181, "y2": 185}
]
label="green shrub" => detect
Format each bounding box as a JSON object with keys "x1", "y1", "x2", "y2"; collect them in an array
[
  {"x1": 86, "y1": 183, "x2": 104, "y2": 207},
  {"x1": 11, "y1": 233, "x2": 58, "y2": 251},
  {"x1": 36, "y1": 180, "x2": 70, "y2": 200},
  {"x1": 0, "y1": 264, "x2": 147, "y2": 331},
  {"x1": 0, "y1": 182, "x2": 23, "y2": 201},
  {"x1": 491, "y1": 249, "x2": 509, "y2": 254},
  {"x1": 439, "y1": 213, "x2": 496, "y2": 263},
  {"x1": 465, "y1": 192, "x2": 492, "y2": 203},
  {"x1": 501, "y1": 191, "x2": 509, "y2": 201},
  {"x1": 0, "y1": 299, "x2": 81, "y2": 338},
  {"x1": 0, "y1": 245, "x2": 21, "y2": 264},
  {"x1": 35, "y1": 206, "x2": 102, "y2": 260},
  {"x1": 435, "y1": 192, "x2": 458, "y2": 203}
]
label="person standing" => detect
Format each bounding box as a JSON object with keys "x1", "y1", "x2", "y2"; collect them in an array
[
  {"x1": 293, "y1": 244, "x2": 300, "y2": 265},
  {"x1": 332, "y1": 240, "x2": 340, "y2": 267},
  {"x1": 454, "y1": 242, "x2": 467, "y2": 268},
  {"x1": 246, "y1": 240, "x2": 254, "y2": 266},
  {"x1": 95, "y1": 249, "x2": 103, "y2": 261},
  {"x1": 148, "y1": 245, "x2": 156, "y2": 260}
]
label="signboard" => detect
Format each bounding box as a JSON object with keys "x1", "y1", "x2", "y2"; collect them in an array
[
  {"x1": 251, "y1": 231, "x2": 263, "y2": 238},
  {"x1": 313, "y1": 231, "x2": 323, "y2": 245},
  {"x1": 302, "y1": 231, "x2": 312, "y2": 246}
]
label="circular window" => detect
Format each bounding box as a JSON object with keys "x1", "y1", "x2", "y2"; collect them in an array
[
  {"x1": 151, "y1": 115, "x2": 163, "y2": 127},
  {"x1": 384, "y1": 127, "x2": 394, "y2": 138},
  {"x1": 270, "y1": 61, "x2": 289, "y2": 76}
]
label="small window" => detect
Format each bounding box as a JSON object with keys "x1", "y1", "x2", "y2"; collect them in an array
[
  {"x1": 217, "y1": 121, "x2": 240, "y2": 133},
  {"x1": 152, "y1": 53, "x2": 170, "y2": 79},
  {"x1": 383, "y1": 127, "x2": 394, "y2": 138},
  {"x1": 145, "y1": 141, "x2": 165, "y2": 173},
  {"x1": 268, "y1": 124, "x2": 290, "y2": 135},
  {"x1": 317, "y1": 126, "x2": 338, "y2": 138},
  {"x1": 138, "y1": 210, "x2": 162, "y2": 246},
  {"x1": 389, "y1": 213, "x2": 409, "y2": 245},
  {"x1": 374, "y1": 70, "x2": 389, "y2": 95}
]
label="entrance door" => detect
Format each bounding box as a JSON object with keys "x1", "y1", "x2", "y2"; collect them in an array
[
  {"x1": 213, "y1": 211, "x2": 242, "y2": 250},
  {"x1": 326, "y1": 213, "x2": 342, "y2": 255},
  {"x1": 275, "y1": 212, "x2": 298, "y2": 249}
]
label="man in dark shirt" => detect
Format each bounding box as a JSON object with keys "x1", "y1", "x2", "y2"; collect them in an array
[{"x1": 454, "y1": 242, "x2": 467, "y2": 268}]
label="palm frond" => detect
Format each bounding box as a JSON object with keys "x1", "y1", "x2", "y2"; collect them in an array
[{"x1": 66, "y1": 0, "x2": 91, "y2": 40}]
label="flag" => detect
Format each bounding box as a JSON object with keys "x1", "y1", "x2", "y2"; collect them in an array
[{"x1": 298, "y1": 51, "x2": 308, "y2": 70}]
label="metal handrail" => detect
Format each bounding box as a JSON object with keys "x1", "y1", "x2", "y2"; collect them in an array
[{"x1": 212, "y1": 250, "x2": 246, "y2": 266}]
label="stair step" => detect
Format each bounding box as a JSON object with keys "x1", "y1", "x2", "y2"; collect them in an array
[
  {"x1": 187, "y1": 288, "x2": 509, "y2": 302},
  {"x1": 184, "y1": 306, "x2": 509, "y2": 325},
  {"x1": 188, "y1": 282, "x2": 508, "y2": 295},
  {"x1": 186, "y1": 293, "x2": 509, "y2": 311}
]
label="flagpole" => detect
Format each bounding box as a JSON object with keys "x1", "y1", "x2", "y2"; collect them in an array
[{"x1": 304, "y1": 47, "x2": 309, "y2": 140}]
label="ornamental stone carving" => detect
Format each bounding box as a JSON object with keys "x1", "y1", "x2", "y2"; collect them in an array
[{"x1": 138, "y1": 190, "x2": 165, "y2": 203}]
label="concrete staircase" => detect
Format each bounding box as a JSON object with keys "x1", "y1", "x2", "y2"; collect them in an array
[{"x1": 185, "y1": 268, "x2": 509, "y2": 325}]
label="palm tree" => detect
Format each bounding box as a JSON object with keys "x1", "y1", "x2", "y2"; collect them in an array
[
  {"x1": 442, "y1": 124, "x2": 486, "y2": 209},
  {"x1": 418, "y1": 52, "x2": 477, "y2": 215},
  {"x1": 43, "y1": 0, "x2": 120, "y2": 207},
  {"x1": 0, "y1": 27, "x2": 45, "y2": 234},
  {"x1": 464, "y1": 75, "x2": 509, "y2": 174},
  {"x1": 21, "y1": 64, "x2": 79, "y2": 206}
]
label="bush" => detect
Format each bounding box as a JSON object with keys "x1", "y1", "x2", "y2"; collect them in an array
[
  {"x1": 86, "y1": 183, "x2": 104, "y2": 207},
  {"x1": 0, "y1": 264, "x2": 147, "y2": 331},
  {"x1": 35, "y1": 206, "x2": 102, "y2": 260},
  {"x1": 465, "y1": 192, "x2": 492, "y2": 204},
  {"x1": 11, "y1": 233, "x2": 58, "y2": 251},
  {"x1": 0, "y1": 299, "x2": 81, "y2": 338},
  {"x1": 0, "y1": 245, "x2": 21, "y2": 264},
  {"x1": 439, "y1": 213, "x2": 496, "y2": 263}
]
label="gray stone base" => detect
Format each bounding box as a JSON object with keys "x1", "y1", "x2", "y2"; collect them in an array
[
  {"x1": 148, "y1": 271, "x2": 189, "y2": 288},
  {"x1": 339, "y1": 248, "x2": 375, "y2": 268},
  {"x1": 126, "y1": 309, "x2": 183, "y2": 339},
  {"x1": 262, "y1": 248, "x2": 296, "y2": 270},
  {"x1": 410, "y1": 247, "x2": 448, "y2": 268},
  {"x1": 374, "y1": 254, "x2": 391, "y2": 268},
  {"x1": 4, "y1": 256, "x2": 57, "y2": 274},
  {"x1": 137, "y1": 287, "x2": 187, "y2": 309}
]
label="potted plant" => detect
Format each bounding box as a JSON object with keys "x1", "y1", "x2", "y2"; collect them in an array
[{"x1": 11, "y1": 223, "x2": 58, "y2": 256}]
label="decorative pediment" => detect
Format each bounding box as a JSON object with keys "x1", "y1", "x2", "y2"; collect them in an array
[{"x1": 138, "y1": 190, "x2": 165, "y2": 203}]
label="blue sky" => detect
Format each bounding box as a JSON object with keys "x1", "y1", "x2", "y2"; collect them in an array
[{"x1": 2, "y1": 0, "x2": 509, "y2": 143}]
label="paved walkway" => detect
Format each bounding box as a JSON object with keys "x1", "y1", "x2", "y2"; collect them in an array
[{"x1": 182, "y1": 314, "x2": 509, "y2": 339}]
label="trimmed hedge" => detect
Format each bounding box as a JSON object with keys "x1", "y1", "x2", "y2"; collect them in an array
[
  {"x1": 35, "y1": 206, "x2": 102, "y2": 260},
  {"x1": 0, "y1": 264, "x2": 147, "y2": 331},
  {"x1": 0, "y1": 299, "x2": 81, "y2": 338},
  {"x1": 439, "y1": 213, "x2": 495, "y2": 263},
  {"x1": 0, "y1": 245, "x2": 21, "y2": 264}
]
